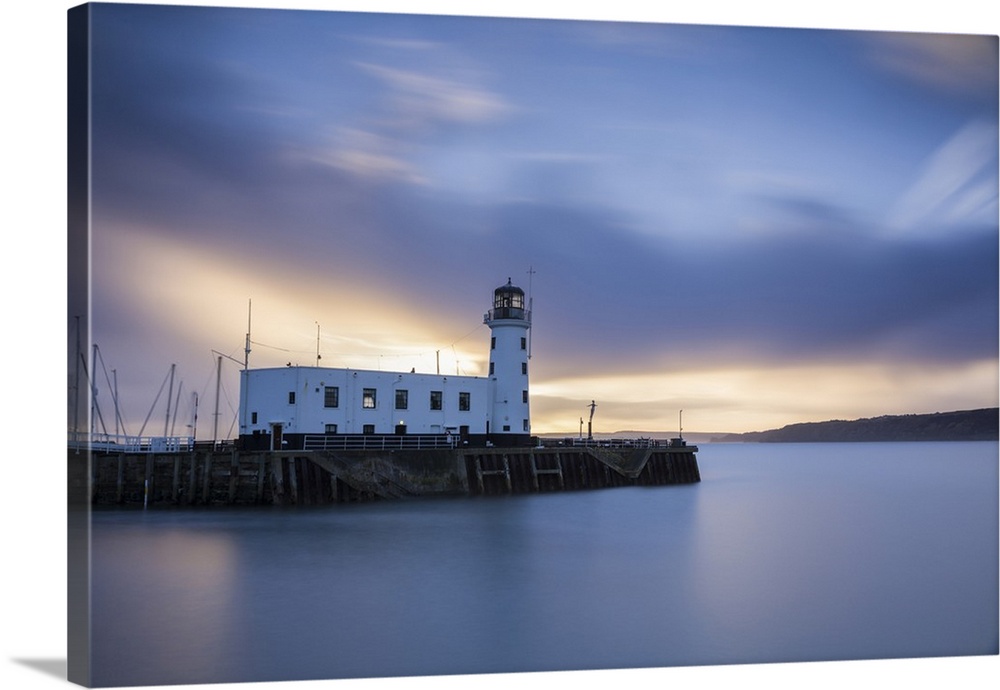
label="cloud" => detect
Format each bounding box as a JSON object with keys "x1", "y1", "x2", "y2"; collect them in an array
[
  {"x1": 531, "y1": 358, "x2": 999, "y2": 434},
  {"x1": 312, "y1": 145, "x2": 424, "y2": 182},
  {"x1": 88, "y1": 218, "x2": 497, "y2": 433},
  {"x1": 296, "y1": 58, "x2": 513, "y2": 185},
  {"x1": 866, "y1": 32, "x2": 998, "y2": 99},
  {"x1": 357, "y1": 62, "x2": 512, "y2": 127},
  {"x1": 475, "y1": 190, "x2": 997, "y2": 364},
  {"x1": 300, "y1": 127, "x2": 426, "y2": 183},
  {"x1": 887, "y1": 120, "x2": 999, "y2": 234}
]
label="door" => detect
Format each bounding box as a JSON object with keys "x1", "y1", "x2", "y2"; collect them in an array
[{"x1": 271, "y1": 423, "x2": 283, "y2": 451}]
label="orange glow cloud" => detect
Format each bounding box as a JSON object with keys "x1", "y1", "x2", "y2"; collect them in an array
[{"x1": 530, "y1": 359, "x2": 999, "y2": 434}]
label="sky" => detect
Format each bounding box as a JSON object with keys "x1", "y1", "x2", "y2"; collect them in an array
[{"x1": 70, "y1": 0, "x2": 998, "y2": 438}]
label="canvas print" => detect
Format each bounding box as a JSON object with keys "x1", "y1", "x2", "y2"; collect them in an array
[{"x1": 67, "y1": 2, "x2": 998, "y2": 688}]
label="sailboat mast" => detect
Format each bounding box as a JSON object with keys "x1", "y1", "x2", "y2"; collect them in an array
[
  {"x1": 163, "y1": 363, "x2": 175, "y2": 437},
  {"x1": 191, "y1": 391, "x2": 199, "y2": 443},
  {"x1": 73, "y1": 315, "x2": 81, "y2": 439},
  {"x1": 169, "y1": 381, "x2": 183, "y2": 437},
  {"x1": 213, "y1": 354, "x2": 222, "y2": 449},
  {"x1": 112, "y1": 369, "x2": 119, "y2": 438},
  {"x1": 244, "y1": 299, "x2": 252, "y2": 370},
  {"x1": 241, "y1": 299, "x2": 252, "y2": 437},
  {"x1": 90, "y1": 343, "x2": 98, "y2": 436}
]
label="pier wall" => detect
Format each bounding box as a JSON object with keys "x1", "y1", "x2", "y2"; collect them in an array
[{"x1": 78, "y1": 445, "x2": 700, "y2": 507}]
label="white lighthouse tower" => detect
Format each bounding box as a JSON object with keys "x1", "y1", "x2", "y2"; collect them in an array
[{"x1": 484, "y1": 278, "x2": 532, "y2": 444}]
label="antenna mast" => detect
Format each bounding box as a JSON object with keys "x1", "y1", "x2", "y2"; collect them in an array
[{"x1": 526, "y1": 266, "x2": 536, "y2": 359}]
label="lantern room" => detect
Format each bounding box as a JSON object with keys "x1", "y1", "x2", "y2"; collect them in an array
[{"x1": 489, "y1": 278, "x2": 526, "y2": 321}]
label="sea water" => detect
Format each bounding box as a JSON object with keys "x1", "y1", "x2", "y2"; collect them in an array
[{"x1": 88, "y1": 442, "x2": 999, "y2": 686}]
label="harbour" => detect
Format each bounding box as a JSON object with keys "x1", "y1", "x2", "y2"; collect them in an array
[{"x1": 72, "y1": 276, "x2": 701, "y2": 508}]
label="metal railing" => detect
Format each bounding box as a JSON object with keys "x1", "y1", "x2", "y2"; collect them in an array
[
  {"x1": 484, "y1": 308, "x2": 531, "y2": 322},
  {"x1": 302, "y1": 434, "x2": 457, "y2": 451},
  {"x1": 541, "y1": 437, "x2": 689, "y2": 450},
  {"x1": 68, "y1": 432, "x2": 195, "y2": 453}
]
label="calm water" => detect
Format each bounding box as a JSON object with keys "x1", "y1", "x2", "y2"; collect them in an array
[{"x1": 89, "y1": 442, "x2": 999, "y2": 687}]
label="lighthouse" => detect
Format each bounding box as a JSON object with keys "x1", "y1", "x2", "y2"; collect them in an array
[
  {"x1": 484, "y1": 278, "x2": 532, "y2": 444},
  {"x1": 238, "y1": 277, "x2": 536, "y2": 450}
]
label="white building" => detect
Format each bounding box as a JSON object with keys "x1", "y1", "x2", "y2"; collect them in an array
[{"x1": 239, "y1": 279, "x2": 532, "y2": 449}]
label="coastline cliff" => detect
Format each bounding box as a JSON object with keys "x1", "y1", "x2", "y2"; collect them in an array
[{"x1": 712, "y1": 408, "x2": 999, "y2": 443}]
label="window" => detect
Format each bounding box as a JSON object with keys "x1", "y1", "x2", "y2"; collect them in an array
[
  {"x1": 251, "y1": 412, "x2": 258, "y2": 424},
  {"x1": 288, "y1": 391, "x2": 296, "y2": 405},
  {"x1": 503, "y1": 424, "x2": 511, "y2": 431},
  {"x1": 491, "y1": 337, "x2": 496, "y2": 350},
  {"x1": 522, "y1": 362, "x2": 527, "y2": 375},
  {"x1": 494, "y1": 288, "x2": 524, "y2": 310},
  {"x1": 395, "y1": 389, "x2": 408, "y2": 410},
  {"x1": 522, "y1": 390, "x2": 528, "y2": 403},
  {"x1": 430, "y1": 390, "x2": 443, "y2": 410},
  {"x1": 520, "y1": 337, "x2": 526, "y2": 350},
  {"x1": 363, "y1": 424, "x2": 375, "y2": 434},
  {"x1": 523, "y1": 419, "x2": 529, "y2": 431},
  {"x1": 459, "y1": 392, "x2": 470, "y2": 411},
  {"x1": 324, "y1": 386, "x2": 339, "y2": 408},
  {"x1": 363, "y1": 388, "x2": 377, "y2": 409},
  {"x1": 325, "y1": 424, "x2": 338, "y2": 434},
  {"x1": 489, "y1": 362, "x2": 495, "y2": 375}
]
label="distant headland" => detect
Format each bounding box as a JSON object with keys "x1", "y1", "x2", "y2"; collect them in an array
[{"x1": 711, "y1": 408, "x2": 999, "y2": 443}]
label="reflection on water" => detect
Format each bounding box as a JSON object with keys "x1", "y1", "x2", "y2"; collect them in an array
[{"x1": 90, "y1": 442, "x2": 999, "y2": 686}]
